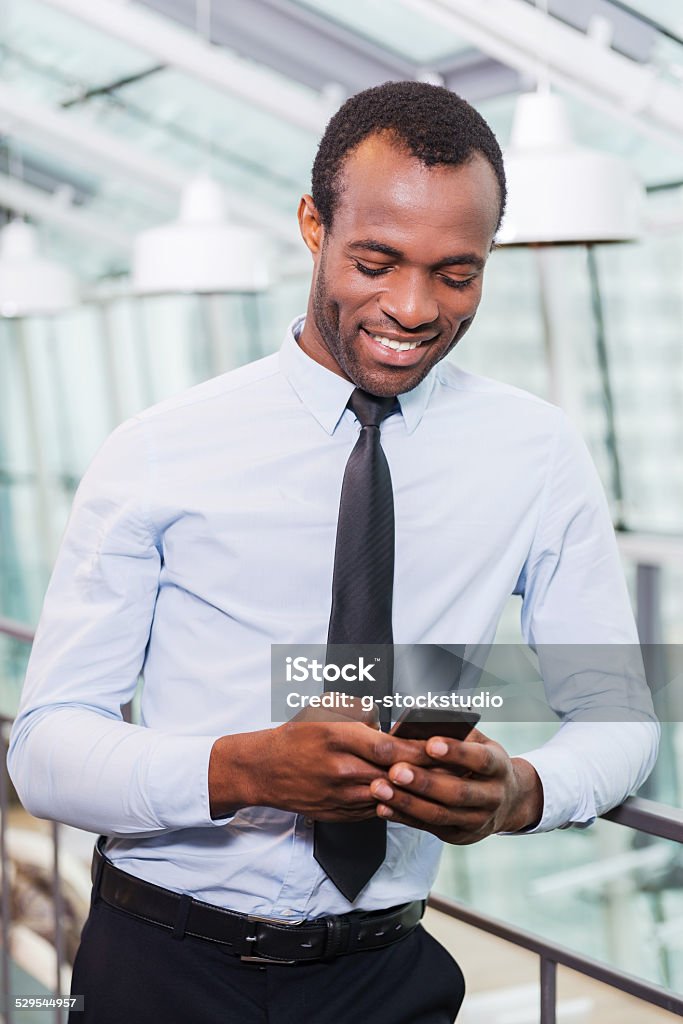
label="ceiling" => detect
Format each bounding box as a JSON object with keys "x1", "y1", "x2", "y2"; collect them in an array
[{"x1": 0, "y1": 0, "x2": 682, "y2": 282}]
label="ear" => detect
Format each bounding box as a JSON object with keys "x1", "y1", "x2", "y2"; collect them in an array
[{"x1": 298, "y1": 194, "x2": 324, "y2": 256}]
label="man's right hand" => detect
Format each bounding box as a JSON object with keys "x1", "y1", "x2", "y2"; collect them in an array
[{"x1": 208, "y1": 699, "x2": 435, "y2": 821}]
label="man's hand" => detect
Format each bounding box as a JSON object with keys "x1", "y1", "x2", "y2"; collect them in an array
[
  {"x1": 208, "y1": 699, "x2": 434, "y2": 821},
  {"x1": 368, "y1": 728, "x2": 544, "y2": 843}
]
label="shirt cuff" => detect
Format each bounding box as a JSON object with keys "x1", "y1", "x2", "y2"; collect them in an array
[
  {"x1": 501, "y1": 746, "x2": 596, "y2": 834},
  {"x1": 146, "y1": 733, "x2": 235, "y2": 830}
]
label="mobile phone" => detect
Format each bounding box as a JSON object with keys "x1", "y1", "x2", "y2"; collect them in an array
[{"x1": 389, "y1": 707, "x2": 480, "y2": 742}]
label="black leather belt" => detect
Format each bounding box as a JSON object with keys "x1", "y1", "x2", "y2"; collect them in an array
[{"x1": 91, "y1": 836, "x2": 425, "y2": 964}]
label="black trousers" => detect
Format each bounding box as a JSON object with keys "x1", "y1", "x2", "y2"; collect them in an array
[{"x1": 69, "y1": 896, "x2": 465, "y2": 1024}]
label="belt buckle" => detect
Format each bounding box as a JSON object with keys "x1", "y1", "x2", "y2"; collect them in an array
[{"x1": 240, "y1": 915, "x2": 297, "y2": 964}]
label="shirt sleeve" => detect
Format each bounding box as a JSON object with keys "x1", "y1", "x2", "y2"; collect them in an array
[
  {"x1": 6, "y1": 416, "x2": 230, "y2": 837},
  {"x1": 510, "y1": 411, "x2": 660, "y2": 832}
]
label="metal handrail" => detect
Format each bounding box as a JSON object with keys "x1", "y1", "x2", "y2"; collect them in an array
[
  {"x1": 427, "y1": 893, "x2": 683, "y2": 1018},
  {"x1": 0, "y1": 617, "x2": 35, "y2": 643},
  {"x1": 603, "y1": 795, "x2": 683, "y2": 842}
]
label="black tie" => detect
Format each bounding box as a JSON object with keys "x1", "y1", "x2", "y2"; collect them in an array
[{"x1": 313, "y1": 388, "x2": 397, "y2": 902}]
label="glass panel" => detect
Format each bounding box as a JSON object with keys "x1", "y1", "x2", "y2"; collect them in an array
[
  {"x1": 1, "y1": 0, "x2": 153, "y2": 97},
  {"x1": 0, "y1": 137, "x2": 173, "y2": 252},
  {"x1": 560, "y1": 93, "x2": 683, "y2": 189},
  {"x1": 291, "y1": 0, "x2": 473, "y2": 62},
  {"x1": 99, "y1": 67, "x2": 316, "y2": 211},
  {"x1": 650, "y1": 32, "x2": 683, "y2": 90},
  {"x1": 595, "y1": 196, "x2": 683, "y2": 533},
  {"x1": 616, "y1": 0, "x2": 683, "y2": 40},
  {"x1": 1, "y1": 0, "x2": 319, "y2": 220},
  {"x1": 662, "y1": 565, "x2": 683, "y2": 645}
]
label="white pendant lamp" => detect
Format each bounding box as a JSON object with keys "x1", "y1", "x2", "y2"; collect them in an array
[
  {"x1": 0, "y1": 220, "x2": 79, "y2": 317},
  {"x1": 497, "y1": 92, "x2": 644, "y2": 246},
  {"x1": 132, "y1": 174, "x2": 269, "y2": 294}
]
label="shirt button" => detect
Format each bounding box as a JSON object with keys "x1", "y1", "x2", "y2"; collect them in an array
[
  {"x1": 280, "y1": 909, "x2": 295, "y2": 917},
  {"x1": 304, "y1": 817, "x2": 314, "y2": 828}
]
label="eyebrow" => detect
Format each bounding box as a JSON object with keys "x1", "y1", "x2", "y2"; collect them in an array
[{"x1": 349, "y1": 239, "x2": 485, "y2": 271}]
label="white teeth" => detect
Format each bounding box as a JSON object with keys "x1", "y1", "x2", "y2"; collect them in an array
[{"x1": 371, "y1": 334, "x2": 421, "y2": 352}]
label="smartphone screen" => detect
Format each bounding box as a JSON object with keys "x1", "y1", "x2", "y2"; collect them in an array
[{"x1": 389, "y1": 708, "x2": 480, "y2": 742}]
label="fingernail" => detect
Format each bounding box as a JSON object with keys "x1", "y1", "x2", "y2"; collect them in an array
[
  {"x1": 378, "y1": 805, "x2": 393, "y2": 818},
  {"x1": 428, "y1": 740, "x2": 448, "y2": 756},
  {"x1": 373, "y1": 782, "x2": 393, "y2": 801},
  {"x1": 392, "y1": 767, "x2": 414, "y2": 784}
]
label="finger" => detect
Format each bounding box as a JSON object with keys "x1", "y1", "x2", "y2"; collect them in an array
[
  {"x1": 374, "y1": 794, "x2": 487, "y2": 830},
  {"x1": 371, "y1": 771, "x2": 498, "y2": 814},
  {"x1": 368, "y1": 732, "x2": 436, "y2": 768},
  {"x1": 330, "y1": 783, "x2": 384, "y2": 814},
  {"x1": 387, "y1": 764, "x2": 500, "y2": 808},
  {"x1": 424, "y1": 735, "x2": 502, "y2": 777}
]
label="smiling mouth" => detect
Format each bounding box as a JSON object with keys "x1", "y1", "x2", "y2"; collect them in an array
[{"x1": 363, "y1": 329, "x2": 434, "y2": 352}]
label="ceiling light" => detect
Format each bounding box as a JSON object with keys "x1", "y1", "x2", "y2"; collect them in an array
[
  {"x1": 0, "y1": 220, "x2": 79, "y2": 317},
  {"x1": 132, "y1": 174, "x2": 269, "y2": 294},
  {"x1": 497, "y1": 92, "x2": 644, "y2": 246}
]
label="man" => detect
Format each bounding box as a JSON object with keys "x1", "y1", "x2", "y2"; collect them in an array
[{"x1": 7, "y1": 82, "x2": 658, "y2": 1023}]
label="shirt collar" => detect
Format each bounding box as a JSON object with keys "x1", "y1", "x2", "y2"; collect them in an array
[{"x1": 279, "y1": 314, "x2": 436, "y2": 436}]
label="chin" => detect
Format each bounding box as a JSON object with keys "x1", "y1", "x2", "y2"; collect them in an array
[{"x1": 350, "y1": 365, "x2": 426, "y2": 398}]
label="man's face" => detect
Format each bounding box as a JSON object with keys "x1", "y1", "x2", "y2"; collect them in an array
[{"x1": 297, "y1": 133, "x2": 501, "y2": 397}]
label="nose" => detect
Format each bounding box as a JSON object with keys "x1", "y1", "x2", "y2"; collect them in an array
[{"x1": 378, "y1": 269, "x2": 439, "y2": 330}]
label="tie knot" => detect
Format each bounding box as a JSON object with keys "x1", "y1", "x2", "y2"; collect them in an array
[{"x1": 348, "y1": 389, "x2": 397, "y2": 429}]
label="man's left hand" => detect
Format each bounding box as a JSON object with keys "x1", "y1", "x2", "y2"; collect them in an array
[{"x1": 369, "y1": 729, "x2": 543, "y2": 843}]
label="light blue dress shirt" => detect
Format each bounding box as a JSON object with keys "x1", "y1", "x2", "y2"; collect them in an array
[{"x1": 7, "y1": 316, "x2": 658, "y2": 919}]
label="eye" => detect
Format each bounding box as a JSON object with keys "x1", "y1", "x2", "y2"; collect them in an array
[
  {"x1": 353, "y1": 260, "x2": 391, "y2": 277},
  {"x1": 440, "y1": 276, "x2": 476, "y2": 290}
]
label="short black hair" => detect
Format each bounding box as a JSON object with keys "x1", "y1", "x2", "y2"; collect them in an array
[{"x1": 311, "y1": 80, "x2": 506, "y2": 232}]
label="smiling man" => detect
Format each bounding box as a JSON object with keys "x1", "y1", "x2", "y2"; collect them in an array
[{"x1": 8, "y1": 82, "x2": 658, "y2": 1024}]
